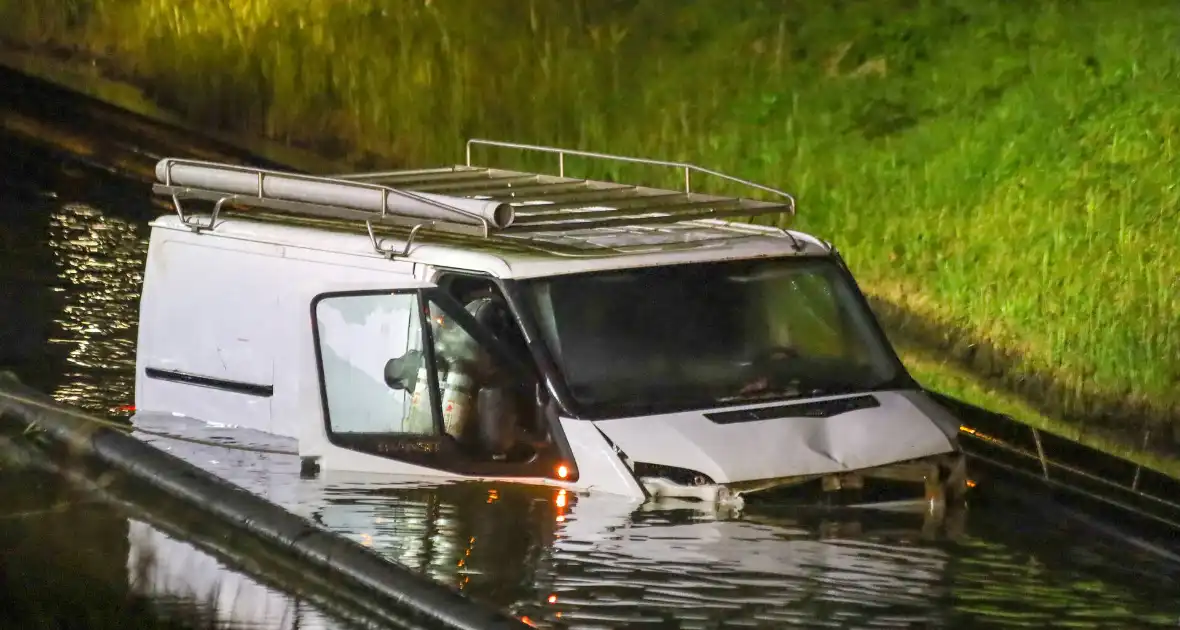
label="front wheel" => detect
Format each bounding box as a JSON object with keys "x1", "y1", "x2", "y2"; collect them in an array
[
  {"x1": 926, "y1": 453, "x2": 970, "y2": 505},
  {"x1": 942, "y1": 452, "x2": 971, "y2": 505}
]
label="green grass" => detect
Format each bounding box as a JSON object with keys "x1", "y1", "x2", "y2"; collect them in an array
[{"x1": 0, "y1": 0, "x2": 1178, "y2": 428}]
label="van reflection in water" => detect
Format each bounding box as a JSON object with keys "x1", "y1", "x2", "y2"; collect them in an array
[
  {"x1": 130, "y1": 412, "x2": 1180, "y2": 629},
  {"x1": 127, "y1": 413, "x2": 964, "y2": 628},
  {"x1": 127, "y1": 521, "x2": 330, "y2": 629}
]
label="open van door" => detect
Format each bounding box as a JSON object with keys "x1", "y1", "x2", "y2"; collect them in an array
[{"x1": 304, "y1": 287, "x2": 569, "y2": 482}]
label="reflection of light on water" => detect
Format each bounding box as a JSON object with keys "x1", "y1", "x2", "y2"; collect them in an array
[{"x1": 47, "y1": 202, "x2": 147, "y2": 412}]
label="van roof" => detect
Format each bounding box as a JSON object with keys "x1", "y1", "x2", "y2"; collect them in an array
[
  {"x1": 149, "y1": 213, "x2": 830, "y2": 280},
  {"x1": 150, "y1": 139, "x2": 833, "y2": 279}
]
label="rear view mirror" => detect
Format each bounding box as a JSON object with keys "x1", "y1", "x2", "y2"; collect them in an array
[{"x1": 383, "y1": 349, "x2": 424, "y2": 391}]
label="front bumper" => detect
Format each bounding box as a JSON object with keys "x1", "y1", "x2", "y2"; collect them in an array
[{"x1": 638, "y1": 452, "x2": 969, "y2": 511}]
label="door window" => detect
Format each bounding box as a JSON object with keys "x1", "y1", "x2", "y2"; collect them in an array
[
  {"x1": 311, "y1": 287, "x2": 568, "y2": 479},
  {"x1": 314, "y1": 291, "x2": 435, "y2": 436}
]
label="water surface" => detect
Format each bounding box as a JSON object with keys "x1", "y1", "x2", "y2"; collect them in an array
[{"x1": 0, "y1": 437, "x2": 342, "y2": 630}]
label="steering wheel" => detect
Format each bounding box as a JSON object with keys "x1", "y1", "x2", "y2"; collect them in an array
[
  {"x1": 737, "y1": 345, "x2": 803, "y2": 395},
  {"x1": 747, "y1": 345, "x2": 801, "y2": 366}
]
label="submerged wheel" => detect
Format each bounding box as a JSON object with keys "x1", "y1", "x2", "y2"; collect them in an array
[
  {"x1": 920, "y1": 453, "x2": 969, "y2": 527},
  {"x1": 918, "y1": 453, "x2": 970, "y2": 538},
  {"x1": 942, "y1": 452, "x2": 970, "y2": 505}
]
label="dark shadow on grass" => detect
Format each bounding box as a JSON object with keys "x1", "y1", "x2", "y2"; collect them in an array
[
  {"x1": 0, "y1": 39, "x2": 390, "y2": 170},
  {"x1": 867, "y1": 295, "x2": 1180, "y2": 460}
]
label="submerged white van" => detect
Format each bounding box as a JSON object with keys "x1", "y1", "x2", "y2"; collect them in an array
[{"x1": 134, "y1": 139, "x2": 968, "y2": 510}]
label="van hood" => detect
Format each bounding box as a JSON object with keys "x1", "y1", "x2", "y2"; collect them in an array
[{"x1": 591, "y1": 390, "x2": 959, "y2": 484}]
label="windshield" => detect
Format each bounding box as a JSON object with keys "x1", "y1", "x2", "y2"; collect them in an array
[{"x1": 517, "y1": 257, "x2": 909, "y2": 416}]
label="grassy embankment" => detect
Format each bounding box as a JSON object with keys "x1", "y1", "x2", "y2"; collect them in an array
[{"x1": 0, "y1": 0, "x2": 1177, "y2": 457}]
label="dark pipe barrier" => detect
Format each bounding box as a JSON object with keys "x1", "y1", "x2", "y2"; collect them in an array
[{"x1": 0, "y1": 373, "x2": 532, "y2": 630}]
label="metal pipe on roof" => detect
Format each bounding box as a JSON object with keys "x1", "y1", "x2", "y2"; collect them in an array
[{"x1": 155, "y1": 159, "x2": 516, "y2": 229}]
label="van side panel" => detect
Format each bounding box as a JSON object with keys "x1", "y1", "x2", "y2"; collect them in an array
[
  {"x1": 136, "y1": 234, "x2": 282, "y2": 433},
  {"x1": 134, "y1": 226, "x2": 424, "y2": 440}
]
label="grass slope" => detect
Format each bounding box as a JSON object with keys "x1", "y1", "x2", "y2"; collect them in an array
[{"x1": 0, "y1": 0, "x2": 1177, "y2": 430}]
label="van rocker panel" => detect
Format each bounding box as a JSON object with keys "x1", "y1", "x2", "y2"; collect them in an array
[{"x1": 591, "y1": 390, "x2": 958, "y2": 484}]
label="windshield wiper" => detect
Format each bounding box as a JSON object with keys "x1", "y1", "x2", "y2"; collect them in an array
[
  {"x1": 722, "y1": 377, "x2": 880, "y2": 404},
  {"x1": 718, "y1": 388, "x2": 804, "y2": 404}
]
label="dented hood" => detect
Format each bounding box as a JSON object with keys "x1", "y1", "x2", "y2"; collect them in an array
[{"x1": 591, "y1": 390, "x2": 959, "y2": 484}]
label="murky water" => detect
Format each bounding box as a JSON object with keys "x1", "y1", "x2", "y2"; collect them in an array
[
  {"x1": 4, "y1": 129, "x2": 1180, "y2": 629},
  {"x1": 0, "y1": 436, "x2": 342, "y2": 630}
]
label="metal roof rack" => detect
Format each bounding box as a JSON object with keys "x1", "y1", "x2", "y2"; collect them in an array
[{"x1": 152, "y1": 139, "x2": 800, "y2": 256}]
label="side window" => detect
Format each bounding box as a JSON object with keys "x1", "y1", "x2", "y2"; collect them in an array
[
  {"x1": 314, "y1": 291, "x2": 435, "y2": 436},
  {"x1": 312, "y1": 284, "x2": 564, "y2": 477}
]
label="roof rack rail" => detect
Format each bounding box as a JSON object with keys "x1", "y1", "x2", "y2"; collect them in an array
[
  {"x1": 152, "y1": 140, "x2": 799, "y2": 253},
  {"x1": 462, "y1": 138, "x2": 796, "y2": 212}
]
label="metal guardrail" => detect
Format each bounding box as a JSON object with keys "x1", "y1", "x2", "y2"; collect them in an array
[{"x1": 932, "y1": 392, "x2": 1180, "y2": 535}]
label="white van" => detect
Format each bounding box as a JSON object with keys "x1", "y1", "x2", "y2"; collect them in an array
[{"x1": 134, "y1": 139, "x2": 968, "y2": 509}]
